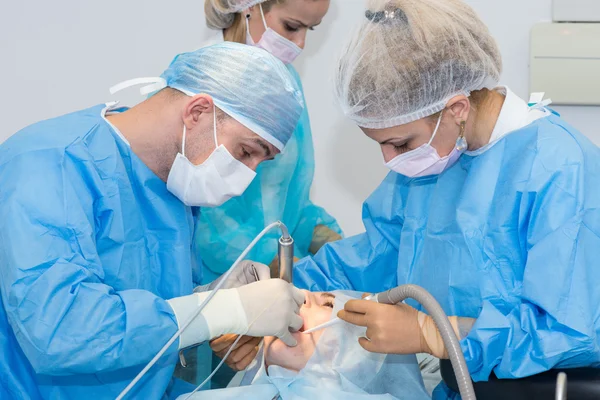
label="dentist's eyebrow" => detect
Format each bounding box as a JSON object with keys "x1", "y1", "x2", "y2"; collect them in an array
[{"x1": 252, "y1": 138, "x2": 272, "y2": 158}]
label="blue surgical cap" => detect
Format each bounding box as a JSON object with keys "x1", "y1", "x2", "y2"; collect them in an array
[{"x1": 161, "y1": 42, "x2": 304, "y2": 150}]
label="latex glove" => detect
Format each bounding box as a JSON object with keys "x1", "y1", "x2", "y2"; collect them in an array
[
  {"x1": 167, "y1": 279, "x2": 304, "y2": 349},
  {"x1": 194, "y1": 260, "x2": 271, "y2": 292},
  {"x1": 210, "y1": 334, "x2": 261, "y2": 371},
  {"x1": 235, "y1": 279, "x2": 304, "y2": 346},
  {"x1": 338, "y1": 300, "x2": 425, "y2": 355},
  {"x1": 417, "y1": 312, "x2": 475, "y2": 359},
  {"x1": 309, "y1": 224, "x2": 342, "y2": 255},
  {"x1": 338, "y1": 299, "x2": 474, "y2": 359}
]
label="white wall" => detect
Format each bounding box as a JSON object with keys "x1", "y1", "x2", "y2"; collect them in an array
[{"x1": 2, "y1": 0, "x2": 599, "y2": 236}]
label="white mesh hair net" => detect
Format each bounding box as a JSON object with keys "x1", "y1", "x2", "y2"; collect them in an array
[
  {"x1": 335, "y1": 0, "x2": 503, "y2": 129},
  {"x1": 209, "y1": 0, "x2": 270, "y2": 14},
  {"x1": 179, "y1": 291, "x2": 429, "y2": 399},
  {"x1": 161, "y1": 42, "x2": 303, "y2": 150}
]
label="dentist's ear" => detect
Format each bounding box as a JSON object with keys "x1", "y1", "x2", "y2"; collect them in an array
[
  {"x1": 446, "y1": 95, "x2": 471, "y2": 127},
  {"x1": 183, "y1": 94, "x2": 214, "y2": 129}
]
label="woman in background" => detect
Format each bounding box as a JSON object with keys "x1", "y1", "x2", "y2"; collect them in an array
[{"x1": 198, "y1": 0, "x2": 342, "y2": 284}]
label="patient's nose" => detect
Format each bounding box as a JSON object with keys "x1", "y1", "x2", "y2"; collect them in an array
[{"x1": 301, "y1": 290, "x2": 311, "y2": 307}]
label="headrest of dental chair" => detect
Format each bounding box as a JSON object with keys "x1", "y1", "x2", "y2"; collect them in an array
[{"x1": 440, "y1": 359, "x2": 600, "y2": 400}]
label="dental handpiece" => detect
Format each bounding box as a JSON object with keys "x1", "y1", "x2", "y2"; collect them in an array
[
  {"x1": 302, "y1": 294, "x2": 377, "y2": 334},
  {"x1": 277, "y1": 225, "x2": 294, "y2": 283}
]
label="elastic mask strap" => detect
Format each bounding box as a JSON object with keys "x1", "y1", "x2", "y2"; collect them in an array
[
  {"x1": 109, "y1": 77, "x2": 167, "y2": 96},
  {"x1": 427, "y1": 110, "x2": 444, "y2": 145},
  {"x1": 213, "y1": 105, "x2": 218, "y2": 148},
  {"x1": 259, "y1": 4, "x2": 268, "y2": 29},
  {"x1": 181, "y1": 125, "x2": 187, "y2": 158},
  {"x1": 245, "y1": 5, "x2": 268, "y2": 40},
  {"x1": 245, "y1": 10, "x2": 252, "y2": 40},
  {"x1": 181, "y1": 107, "x2": 216, "y2": 158}
]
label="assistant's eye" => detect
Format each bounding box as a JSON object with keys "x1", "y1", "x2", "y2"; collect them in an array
[
  {"x1": 284, "y1": 22, "x2": 300, "y2": 32},
  {"x1": 392, "y1": 143, "x2": 409, "y2": 154},
  {"x1": 241, "y1": 146, "x2": 251, "y2": 158}
]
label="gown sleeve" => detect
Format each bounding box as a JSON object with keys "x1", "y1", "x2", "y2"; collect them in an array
[
  {"x1": 462, "y1": 133, "x2": 600, "y2": 380},
  {"x1": 0, "y1": 148, "x2": 180, "y2": 376},
  {"x1": 294, "y1": 172, "x2": 405, "y2": 293},
  {"x1": 285, "y1": 64, "x2": 343, "y2": 257}
]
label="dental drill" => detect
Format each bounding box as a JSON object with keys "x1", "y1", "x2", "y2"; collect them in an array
[
  {"x1": 116, "y1": 221, "x2": 295, "y2": 400},
  {"x1": 277, "y1": 224, "x2": 294, "y2": 283}
]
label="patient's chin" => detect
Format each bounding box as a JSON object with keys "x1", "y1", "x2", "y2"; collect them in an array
[{"x1": 264, "y1": 335, "x2": 313, "y2": 373}]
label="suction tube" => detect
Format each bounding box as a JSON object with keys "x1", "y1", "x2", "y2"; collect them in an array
[{"x1": 376, "y1": 284, "x2": 476, "y2": 400}]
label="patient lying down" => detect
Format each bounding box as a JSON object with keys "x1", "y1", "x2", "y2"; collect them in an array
[{"x1": 178, "y1": 291, "x2": 429, "y2": 400}]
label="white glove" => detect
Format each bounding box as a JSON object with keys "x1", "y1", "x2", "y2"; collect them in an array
[
  {"x1": 194, "y1": 260, "x2": 271, "y2": 292},
  {"x1": 167, "y1": 279, "x2": 304, "y2": 349},
  {"x1": 236, "y1": 279, "x2": 305, "y2": 346}
]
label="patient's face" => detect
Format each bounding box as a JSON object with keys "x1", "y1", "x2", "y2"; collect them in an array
[{"x1": 264, "y1": 291, "x2": 335, "y2": 372}]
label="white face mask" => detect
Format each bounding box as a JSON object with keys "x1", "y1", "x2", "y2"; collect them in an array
[
  {"x1": 167, "y1": 107, "x2": 257, "y2": 207},
  {"x1": 385, "y1": 111, "x2": 468, "y2": 178},
  {"x1": 245, "y1": 5, "x2": 302, "y2": 64}
]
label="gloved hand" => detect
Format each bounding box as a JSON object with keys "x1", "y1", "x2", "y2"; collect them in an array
[
  {"x1": 338, "y1": 299, "x2": 424, "y2": 355},
  {"x1": 417, "y1": 312, "x2": 475, "y2": 359},
  {"x1": 194, "y1": 260, "x2": 271, "y2": 292},
  {"x1": 169, "y1": 279, "x2": 304, "y2": 349},
  {"x1": 235, "y1": 279, "x2": 305, "y2": 346},
  {"x1": 210, "y1": 334, "x2": 261, "y2": 371},
  {"x1": 337, "y1": 296, "x2": 475, "y2": 358}
]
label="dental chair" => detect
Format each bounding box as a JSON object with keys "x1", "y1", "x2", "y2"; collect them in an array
[{"x1": 440, "y1": 359, "x2": 600, "y2": 399}]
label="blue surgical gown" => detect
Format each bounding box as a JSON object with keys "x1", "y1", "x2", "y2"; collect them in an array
[
  {"x1": 194, "y1": 65, "x2": 342, "y2": 282},
  {"x1": 0, "y1": 104, "x2": 199, "y2": 399},
  {"x1": 294, "y1": 114, "x2": 600, "y2": 393}
]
